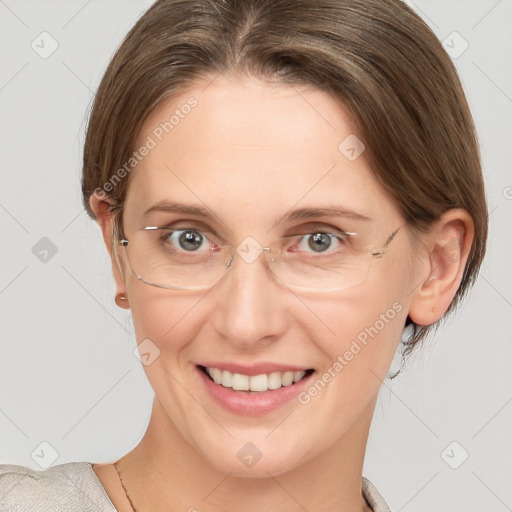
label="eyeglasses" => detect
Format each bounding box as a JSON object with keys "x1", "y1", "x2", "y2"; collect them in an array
[{"x1": 117, "y1": 222, "x2": 400, "y2": 292}]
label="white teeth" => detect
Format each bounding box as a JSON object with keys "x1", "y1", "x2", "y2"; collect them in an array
[
  {"x1": 281, "y1": 371, "x2": 294, "y2": 386},
  {"x1": 268, "y1": 372, "x2": 282, "y2": 390},
  {"x1": 293, "y1": 370, "x2": 306, "y2": 383},
  {"x1": 205, "y1": 367, "x2": 309, "y2": 392},
  {"x1": 212, "y1": 368, "x2": 222, "y2": 385},
  {"x1": 231, "y1": 372, "x2": 249, "y2": 391},
  {"x1": 249, "y1": 373, "x2": 267, "y2": 392},
  {"x1": 221, "y1": 370, "x2": 232, "y2": 388}
]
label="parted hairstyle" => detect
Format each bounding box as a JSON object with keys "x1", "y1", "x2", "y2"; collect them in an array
[{"x1": 81, "y1": 0, "x2": 487, "y2": 368}]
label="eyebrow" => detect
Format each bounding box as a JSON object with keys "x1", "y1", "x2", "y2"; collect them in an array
[
  {"x1": 143, "y1": 201, "x2": 372, "y2": 223},
  {"x1": 286, "y1": 207, "x2": 371, "y2": 222},
  {"x1": 144, "y1": 201, "x2": 213, "y2": 217}
]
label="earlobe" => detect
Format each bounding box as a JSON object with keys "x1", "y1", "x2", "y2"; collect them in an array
[
  {"x1": 408, "y1": 209, "x2": 474, "y2": 326},
  {"x1": 89, "y1": 194, "x2": 130, "y2": 310},
  {"x1": 115, "y1": 292, "x2": 130, "y2": 309}
]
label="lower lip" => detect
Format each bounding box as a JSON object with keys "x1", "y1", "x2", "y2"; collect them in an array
[{"x1": 197, "y1": 366, "x2": 314, "y2": 416}]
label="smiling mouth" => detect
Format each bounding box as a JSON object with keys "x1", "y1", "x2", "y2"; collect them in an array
[{"x1": 198, "y1": 365, "x2": 314, "y2": 393}]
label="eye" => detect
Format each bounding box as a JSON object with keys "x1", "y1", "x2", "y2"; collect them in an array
[
  {"x1": 307, "y1": 233, "x2": 332, "y2": 252},
  {"x1": 162, "y1": 229, "x2": 211, "y2": 252},
  {"x1": 293, "y1": 232, "x2": 347, "y2": 254}
]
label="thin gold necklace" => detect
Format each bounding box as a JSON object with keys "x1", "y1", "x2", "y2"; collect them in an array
[{"x1": 114, "y1": 461, "x2": 139, "y2": 512}]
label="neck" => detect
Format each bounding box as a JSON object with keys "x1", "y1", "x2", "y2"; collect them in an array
[{"x1": 117, "y1": 396, "x2": 375, "y2": 512}]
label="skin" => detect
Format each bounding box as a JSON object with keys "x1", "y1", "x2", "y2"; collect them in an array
[{"x1": 90, "y1": 74, "x2": 474, "y2": 512}]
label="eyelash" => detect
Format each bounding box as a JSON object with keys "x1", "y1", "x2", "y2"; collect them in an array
[
  {"x1": 156, "y1": 220, "x2": 351, "y2": 235},
  {"x1": 154, "y1": 223, "x2": 353, "y2": 254}
]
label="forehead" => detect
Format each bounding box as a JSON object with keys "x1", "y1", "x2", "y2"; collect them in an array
[{"x1": 125, "y1": 75, "x2": 399, "y2": 231}]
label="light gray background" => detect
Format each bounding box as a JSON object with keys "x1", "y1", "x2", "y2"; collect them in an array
[{"x1": 1, "y1": 1, "x2": 511, "y2": 510}]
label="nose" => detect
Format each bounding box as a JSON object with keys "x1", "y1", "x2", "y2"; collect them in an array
[{"x1": 209, "y1": 247, "x2": 290, "y2": 350}]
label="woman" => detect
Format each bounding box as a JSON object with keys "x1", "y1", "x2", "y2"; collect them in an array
[{"x1": 0, "y1": 0, "x2": 487, "y2": 511}]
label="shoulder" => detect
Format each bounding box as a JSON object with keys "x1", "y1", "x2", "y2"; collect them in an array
[
  {"x1": 362, "y1": 476, "x2": 392, "y2": 512},
  {"x1": 0, "y1": 462, "x2": 117, "y2": 512}
]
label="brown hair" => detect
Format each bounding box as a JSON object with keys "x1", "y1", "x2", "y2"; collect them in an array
[{"x1": 81, "y1": 0, "x2": 487, "y2": 366}]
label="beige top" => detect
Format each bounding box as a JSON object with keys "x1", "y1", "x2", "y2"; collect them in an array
[{"x1": 0, "y1": 462, "x2": 391, "y2": 511}]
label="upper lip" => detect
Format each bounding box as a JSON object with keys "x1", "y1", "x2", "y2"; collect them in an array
[{"x1": 197, "y1": 362, "x2": 313, "y2": 376}]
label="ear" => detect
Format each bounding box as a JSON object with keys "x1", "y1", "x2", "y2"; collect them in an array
[
  {"x1": 89, "y1": 193, "x2": 130, "y2": 310},
  {"x1": 408, "y1": 208, "x2": 474, "y2": 326}
]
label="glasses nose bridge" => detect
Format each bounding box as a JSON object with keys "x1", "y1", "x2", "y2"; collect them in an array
[
  {"x1": 225, "y1": 239, "x2": 278, "y2": 277},
  {"x1": 262, "y1": 245, "x2": 279, "y2": 264}
]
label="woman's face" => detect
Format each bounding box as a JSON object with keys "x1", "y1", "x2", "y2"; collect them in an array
[{"x1": 118, "y1": 75, "x2": 423, "y2": 477}]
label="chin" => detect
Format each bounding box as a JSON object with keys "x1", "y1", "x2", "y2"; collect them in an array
[
  {"x1": 195, "y1": 437, "x2": 308, "y2": 479},
  {"x1": 212, "y1": 457, "x2": 298, "y2": 479}
]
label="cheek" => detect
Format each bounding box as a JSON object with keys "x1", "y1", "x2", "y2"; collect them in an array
[
  {"x1": 300, "y1": 263, "x2": 412, "y2": 383},
  {"x1": 309, "y1": 293, "x2": 406, "y2": 365},
  {"x1": 127, "y1": 280, "x2": 206, "y2": 357},
  {"x1": 293, "y1": 294, "x2": 407, "y2": 433}
]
